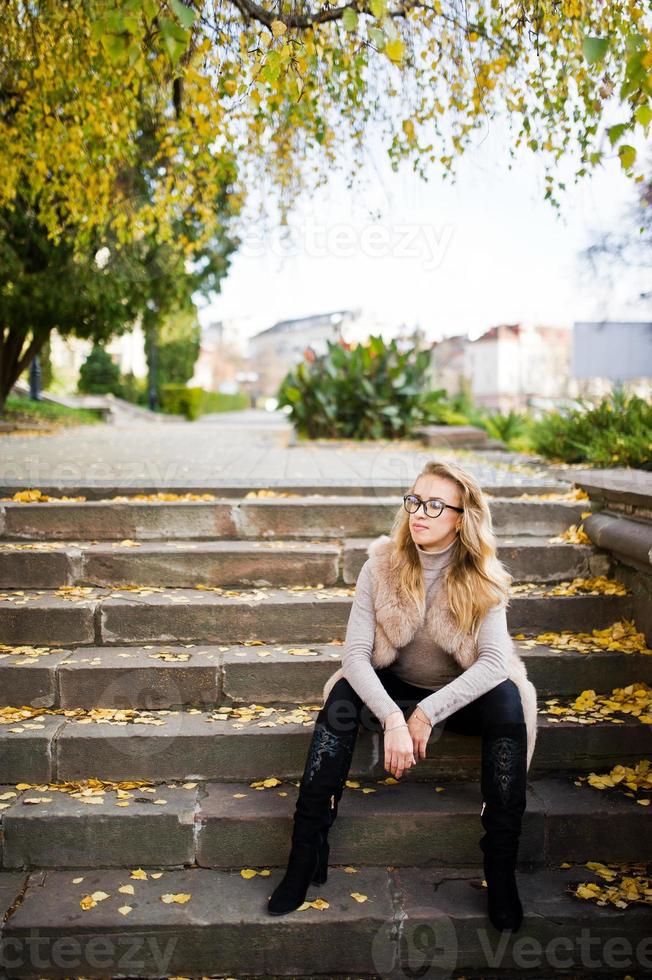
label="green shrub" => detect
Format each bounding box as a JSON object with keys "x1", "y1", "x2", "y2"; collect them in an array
[
  {"x1": 528, "y1": 389, "x2": 651, "y2": 469},
  {"x1": 277, "y1": 335, "x2": 439, "y2": 439},
  {"x1": 198, "y1": 390, "x2": 249, "y2": 413},
  {"x1": 77, "y1": 343, "x2": 122, "y2": 395},
  {"x1": 160, "y1": 385, "x2": 203, "y2": 419},
  {"x1": 420, "y1": 382, "x2": 490, "y2": 428},
  {"x1": 419, "y1": 390, "x2": 460, "y2": 423},
  {"x1": 477, "y1": 409, "x2": 529, "y2": 443},
  {"x1": 159, "y1": 384, "x2": 249, "y2": 420},
  {"x1": 118, "y1": 371, "x2": 149, "y2": 406}
]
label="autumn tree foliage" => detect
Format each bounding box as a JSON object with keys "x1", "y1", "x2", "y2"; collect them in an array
[{"x1": 0, "y1": 0, "x2": 650, "y2": 409}]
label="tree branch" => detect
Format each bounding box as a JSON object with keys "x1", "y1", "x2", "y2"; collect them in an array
[{"x1": 226, "y1": 0, "x2": 489, "y2": 34}]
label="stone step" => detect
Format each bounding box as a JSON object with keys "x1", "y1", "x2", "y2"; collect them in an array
[
  {"x1": 0, "y1": 495, "x2": 589, "y2": 541},
  {"x1": 1, "y1": 708, "x2": 648, "y2": 783},
  {"x1": 0, "y1": 478, "x2": 570, "y2": 500},
  {"x1": 1, "y1": 864, "x2": 649, "y2": 978},
  {"x1": 0, "y1": 776, "x2": 647, "y2": 870},
  {"x1": 0, "y1": 586, "x2": 634, "y2": 647},
  {"x1": 2, "y1": 641, "x2": 650, "y2": 711},
  {"x1": 0, "y1": 535, "x2": 611, "y2": 589}
]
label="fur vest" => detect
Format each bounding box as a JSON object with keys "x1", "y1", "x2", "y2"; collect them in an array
[{"x1": 321, "y1": 534, "x2": 538, "y2": 772}]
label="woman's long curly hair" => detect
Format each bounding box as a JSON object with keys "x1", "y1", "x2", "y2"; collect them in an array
[{"x1": 388, "y1": 459, "x2": 512, "y2": 638}]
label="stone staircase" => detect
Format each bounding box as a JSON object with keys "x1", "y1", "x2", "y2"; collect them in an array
[{"x1": 0, "y1": 484, "x2": 650, "y2": 978}]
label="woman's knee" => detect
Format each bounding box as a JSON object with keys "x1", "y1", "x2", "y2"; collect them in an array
[
  {"x1": 320, "y1": 677, "x2": 363, "y2": 734},
  {"x1": 481, "y1": 678, "x2": 524, "y2": 726}
]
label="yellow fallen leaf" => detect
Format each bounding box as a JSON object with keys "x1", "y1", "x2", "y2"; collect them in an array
[
  {"x1": 90, "y1": 891, "x2": 110, "y2": 902},
  {"x1": 118, "y1": 884, "x2": 135, "y2": 895},
  {"x1": 160, "y1": 893, "x2": 191, "y2": 904},
  {"x1": 118, "y1": 905, "x2": 133, "y2": 916},
  {"x1": 130, "y1": 868, "x2": 148, "y2": 879},
  {"x1": 240, "y1": 869, "x2": 258, "y2": 879},
  {"x1": 309, "y1": 897, "x2": 329, "y2": 910},
  {"x1": 80, "y1": 896, "x2": 96, "y2": 910},
  {"x1": 350, "y1": 892, "x2": 368, "y2": 903}
]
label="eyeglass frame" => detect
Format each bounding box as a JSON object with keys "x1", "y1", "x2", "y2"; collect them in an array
[{"x1": 403, "y1": 492, "x2": 464, "y2": 518}]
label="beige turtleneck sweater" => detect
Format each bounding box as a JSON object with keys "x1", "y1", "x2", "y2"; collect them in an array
[{"x1": 340, "y1": 537, "x2": 511, "y2": 728}]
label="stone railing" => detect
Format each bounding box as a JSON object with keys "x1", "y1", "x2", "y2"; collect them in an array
[{"x1": 569, "y1": 468, "x2": 652, "y2": 644}]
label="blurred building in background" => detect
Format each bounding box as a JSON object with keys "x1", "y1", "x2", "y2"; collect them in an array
[
  {"x1": 190, "y1": 319, "x2": 248, "y2": 393},
  {"x1": 247, "y1": 310, "x2": 358, "y2": 396},
  {"x1": 45, "y1": 312, "x2": 650, "y2": 409},
  {"x1": 247, "y1": 308, "x2": 430, "y2": 397},
  {"x1": 428, "y1": 334, "x2": 468, "y2": 397},
  {"x1": 572, "y1": 321, "x2": 652, "y2": 399},
  {"x1": 467, "y1": 323, "x2": 573, "y2": 412}
]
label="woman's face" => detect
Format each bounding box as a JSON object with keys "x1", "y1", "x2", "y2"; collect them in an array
[{"x1": 408, "y1": 475, "x2": 463, "y2": 551}]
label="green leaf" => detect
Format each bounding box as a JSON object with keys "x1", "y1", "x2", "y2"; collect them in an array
[
  {"x1": 634, "y1": 104, "x2": 652, "y2": 129},
  {"x1": 171, "y1": 0, "x2": 197, "y2": 29},
  {"x1": 367, "y1": 25, "x2": 385, "y2": 49},
  {"x1": 606, "y1": 123, "x2": 627, "y2": 147},
  {"x1": 106, "y1": 10, "x2": 126, "y2": 32},
  {"x1": 142, "y1": 0, "x2": 158, "y2": 21},
  {"x1": 342, "y1": 7, "x2": 359, "y2": 31},
  {"x1": 158, "y1": 16, "x2": 190, "y2": 64},
  {"x1": 625, "y1": 32, "x2": 645, "y2": 56},
  {"x1": 582, "y1": 35, "x2": 608, "y2": 64},
  {"x1": 618, "y1": 144, "x2": 636, "y2": 170},
  {"x1": 101, "y1": 32, "x2": 132, "y2": 63},
  {"x1": 370, "y1": 0, "x2": 387, "y2": 18}
]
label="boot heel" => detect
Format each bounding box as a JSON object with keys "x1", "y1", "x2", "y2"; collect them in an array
[
  {"x1": 483, "y1": 854, "x2": 523, "y2": 931},
  {"x1": 267, "y1": 843, "x2": 323, "y2": 916},
  {"x1": 311, "y1": 837, "x2": 329, "y2": 884}
]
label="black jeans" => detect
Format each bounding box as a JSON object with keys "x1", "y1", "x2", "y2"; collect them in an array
[{"x1": 316, "y1": 666, "x2": 525, "y2": 739}]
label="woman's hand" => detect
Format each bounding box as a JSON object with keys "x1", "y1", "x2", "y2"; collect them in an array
[
  {"x1": 383, "y1": 712, "x2": 416, "y2": 778},
  {"x1": 407, "y1": 705, "x2": 432, "y2": 761}
]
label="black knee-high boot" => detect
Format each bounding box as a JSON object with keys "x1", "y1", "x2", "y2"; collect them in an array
[
  {"x1": 267, "y1": 720, "x2": 357, "y2": 915},
  {"x1": 479, "y1": 721, "x2": 527, "y2": 932}
]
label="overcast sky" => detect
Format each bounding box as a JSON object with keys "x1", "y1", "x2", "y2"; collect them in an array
[{"x1": 199, "y1": 107, "x2": 651, "y2": 343}]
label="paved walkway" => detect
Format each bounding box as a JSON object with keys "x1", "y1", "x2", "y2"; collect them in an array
[{"x1": 0, "y1": 409, "x2": 575, "y2": 490}]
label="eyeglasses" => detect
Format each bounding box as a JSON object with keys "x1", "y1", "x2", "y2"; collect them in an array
[{"x1": 403, "y1": 493, "x2": 464, "y2": 519}]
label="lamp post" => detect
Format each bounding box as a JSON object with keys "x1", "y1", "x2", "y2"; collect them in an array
[{"x1": 29, "y1": 355, "x2": 41, "y2": 401}]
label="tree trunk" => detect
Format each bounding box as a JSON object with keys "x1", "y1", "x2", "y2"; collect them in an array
[{"x1": 0, "y1": 326, "x2": 50, "y2": 414}]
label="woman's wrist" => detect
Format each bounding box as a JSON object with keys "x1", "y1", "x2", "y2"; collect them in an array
[
  {"x1": 383, "y1": 709, "x2": 405, "y2": 732},
  {"x1": 413, "y1": 704, "x2": 432, "y2": 726}
]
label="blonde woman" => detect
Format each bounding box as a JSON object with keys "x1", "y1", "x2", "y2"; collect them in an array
[{"x1": 268, "y1": 460, "x2": 538, "y2": 932}]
